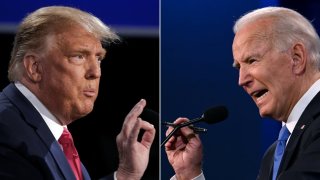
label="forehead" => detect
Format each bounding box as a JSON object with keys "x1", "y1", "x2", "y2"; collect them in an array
[
  {"x1": 58, "y1": 27, "x2": 98, "y2": 43},
  {"x1": 232, "y1": 19, "x2": 272, "y2": 61}
]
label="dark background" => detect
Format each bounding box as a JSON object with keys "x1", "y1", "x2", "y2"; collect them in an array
[
  {"x1": 161, "y1": 0, "x2": 320, "y2": 179},
  {"x1": 0, "y1": 1, "x2": 159, "y2": 180}
]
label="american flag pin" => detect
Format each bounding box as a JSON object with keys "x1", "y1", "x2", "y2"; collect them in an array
[{"x1": 300, "y1": 125, "x2": 305, "y2": 130}]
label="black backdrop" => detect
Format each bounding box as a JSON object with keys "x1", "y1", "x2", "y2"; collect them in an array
[{"x1": 0, "y1": 33, "x2": 159, "y2": 180}]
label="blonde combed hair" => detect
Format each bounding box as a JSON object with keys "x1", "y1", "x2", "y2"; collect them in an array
[{"x1": 8, "y1": 6, "x2": 119, "y2": 81}]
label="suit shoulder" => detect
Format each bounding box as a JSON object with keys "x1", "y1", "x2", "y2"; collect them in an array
[{"x1": 0, "y1": 99, "x2": 22, "y2": 123}]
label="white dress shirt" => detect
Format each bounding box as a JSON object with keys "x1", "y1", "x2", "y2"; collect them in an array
[
  {"x1": 170, "y1": 171, "x2": 205, "y2": 180},
  {"x1": 15, "y1": 82, "x2": 65, "y2": 140},
  {"x1": 285, "y1": 79, "x2": 320, "y2": 142}
]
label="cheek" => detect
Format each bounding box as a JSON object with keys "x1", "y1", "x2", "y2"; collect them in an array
[
  {"x1": 51, "y1": 66, "x2": 85, "y2": 86},
  {"x1": 42, "y1": 67, "x2": 81, "y2": 97},
  {"x1": 272, "y1": 68, "x2": 294, "y2": 92},
  {"x1": 268, "y1": 76, "x2": 295, "y2": 111},
  {"x1": 261, "y1": 62, "x2": 291, "y2": 88}
]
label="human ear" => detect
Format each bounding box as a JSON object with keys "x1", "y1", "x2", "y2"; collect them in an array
[
  {"x1": 23, "y1": 53, "x2": 42, "y2": 82},
  {"x1": 291, "y1": 43, "x2": 307, "y2": 75}
]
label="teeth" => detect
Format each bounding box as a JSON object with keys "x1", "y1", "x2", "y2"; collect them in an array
[{"x1": 257, "y1": 91, "x2": 268, "y2": 102}]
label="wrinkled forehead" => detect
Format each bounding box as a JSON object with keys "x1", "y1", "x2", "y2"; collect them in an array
[{"x1": 232, "y1": 25, "x2": 274, "y2": 68}]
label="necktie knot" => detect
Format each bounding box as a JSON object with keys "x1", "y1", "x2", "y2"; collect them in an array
[
  {"x1": 59, "y1": 128, "x2": 79, "y2": 157},
  {"x1": 278, "y1": 125, "x2": 290, "y2": 141}
]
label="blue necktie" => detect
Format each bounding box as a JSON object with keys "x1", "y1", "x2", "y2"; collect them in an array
[{"x1": 272, "y1": 125, "x2": 291, "y2": 180}]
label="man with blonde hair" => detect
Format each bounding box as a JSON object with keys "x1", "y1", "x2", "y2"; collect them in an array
[{"x1": 0, "y1": 6, "x2": 156, "y2": 180}]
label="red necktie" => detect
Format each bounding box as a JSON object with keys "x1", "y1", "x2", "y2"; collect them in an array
[{"x1": 58, "y1": 128, "x2": 83, "y2": 180}]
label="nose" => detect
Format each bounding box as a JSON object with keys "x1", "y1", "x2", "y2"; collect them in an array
[
  {"x1": 238, "y1": 66, "x2": 252, "y2": 87},
  {"x1": 85, "y1": 57, "x2": 101, "y2": 79}
]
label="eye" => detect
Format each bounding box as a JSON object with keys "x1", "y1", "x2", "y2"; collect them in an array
[
  {"x1": 69, "y1": 54, "x2": 86, "y2": 63},
  {"x1": 247, "y1": 58, "x2": 257, "y2": 65},
  {"x1": 96, "y1": 56, "x2": 104, "y2": 63}
]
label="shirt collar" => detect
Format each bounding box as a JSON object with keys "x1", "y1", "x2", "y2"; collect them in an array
[
  {"x1": 285, "y1": 79, "x2": 320, "y2": 133},
  {"x1": 15, "y1": 81, "x2": 65, "y2": 140}
]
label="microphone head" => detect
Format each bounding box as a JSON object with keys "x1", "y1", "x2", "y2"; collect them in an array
[
  {"x1": 202, "y1": 106, "x2": 228, "y2": 124},
  {"x1": 140, "y1": 108, "x2": 159, "y2": 123}
]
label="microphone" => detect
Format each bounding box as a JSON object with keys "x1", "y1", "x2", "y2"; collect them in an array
[
  {"x1": 161, "y1": 106, "x2": 228, "y2": 147},
  {"x1": 138, "y1": 108, "x2": 159, "y2": 142},
  {"x1": 140, "y1": 108, "x2": 159, "y2": 123}
]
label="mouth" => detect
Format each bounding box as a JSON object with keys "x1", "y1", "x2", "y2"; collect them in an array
[
  {"x1": 83, "y1": 89, "x2": 96, "y2": 97},
  {"x1": 251, "y1": 89, "x2": 269, "y2": 103}
]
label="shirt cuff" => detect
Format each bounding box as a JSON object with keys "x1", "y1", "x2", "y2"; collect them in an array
[
  {"x1": 114, "y1": 171, "x2": 117, "y2": 180},
  {"x1": 170, "y1": 170, "x2": 205, "y2": 180}
]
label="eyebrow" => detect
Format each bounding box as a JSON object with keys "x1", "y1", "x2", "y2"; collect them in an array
[
  {"x1": 232, "y1": 53, "x2": 258, "y2": 70},
  {"x1": 99, "y1": 49, "x2": 107, "y2": 59},
  {"x1": 76, "y1": 47, "x2": 106, "y2": 57}
]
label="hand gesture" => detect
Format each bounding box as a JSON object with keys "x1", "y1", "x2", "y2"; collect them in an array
[
  {"x1": 165, "y1": 118, "x2": 203, "y2": 180},
  {"x1": 116, "y1": 99, "x2": 156, "y2": 180}
]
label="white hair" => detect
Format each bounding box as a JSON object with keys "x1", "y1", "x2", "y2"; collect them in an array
[{"x1": 233, "y1": 6, "x2": 320, "y2": 69}]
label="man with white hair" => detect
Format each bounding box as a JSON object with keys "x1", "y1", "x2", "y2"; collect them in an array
[{"x1": 165, "y1": 6, "x2": 320, "y2": 180}]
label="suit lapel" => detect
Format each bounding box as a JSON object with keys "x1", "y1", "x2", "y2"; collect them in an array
[
  {"x1": 257, "y1": 142, "x2": 277, "y2": 180},
  {"x1": 81, "y1": 163, "x2": 91, "y2": 180},
  {"x1": 279, "y1": 91, "x2": 320, "y2": 174},
  {"x1": 3, "y1": 84, "x2": 76, "y2": 180},
  {"x1": 37, "y1": 122, "x2": 77, "y2": 180}
]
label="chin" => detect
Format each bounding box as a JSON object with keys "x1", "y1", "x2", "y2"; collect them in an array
[
  {"x1": 73, "y1": 111, "x2": 91, "y2": 120},
  {"x1": 82, "y1": 107, "x2": 94, "y2": 116},
  {"x1": 76, "y1": 106, "x2": 94, "y2": 118},
  {"x1": 258, "y1": 107, "x2": 272, "y2": 118}
]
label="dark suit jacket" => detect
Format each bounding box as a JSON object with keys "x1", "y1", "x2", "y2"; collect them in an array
[
  {"x1": 257, "y1": 91, "x2": 320, "y2": 180},
  {"x1": 0, "y1": 83, "x2": 114, "y2": 180}
]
